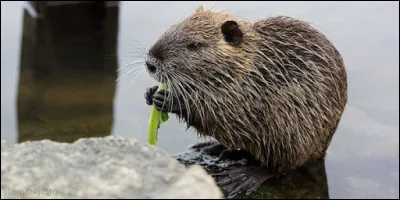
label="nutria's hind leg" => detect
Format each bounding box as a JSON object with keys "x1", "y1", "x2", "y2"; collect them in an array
[
  {"x1": 190, "y1": 141, "x2": 256, "y2": 161},
  {"x1": 217, "y1": 149, "x2": 256, "y2": 162},
  {"x1": 212, "y1": 166, "x2": 275, "y2": 198}
]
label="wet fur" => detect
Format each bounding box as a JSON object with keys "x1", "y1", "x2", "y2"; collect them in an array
[{"x1": 146, "y1": 8, "x2": 347, "y2": 173}]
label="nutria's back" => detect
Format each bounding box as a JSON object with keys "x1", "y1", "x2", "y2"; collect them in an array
[
  {"x1": 250, "y1": 16, "x2": 347, "y2": 170},
  {"x1": 146, "y1": 8, "x2": 347, "y2": 173}
]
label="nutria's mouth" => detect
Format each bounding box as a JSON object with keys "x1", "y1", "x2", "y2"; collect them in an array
[
  {"x1": 148, "y1": 70, "x2": 168, "y2": 86},
  {"x1": 148, "y1": 72, "x2": 162, "y2": 83}
]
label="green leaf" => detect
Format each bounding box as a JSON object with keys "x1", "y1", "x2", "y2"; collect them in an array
[{"x1": 160, "y1": 112, "x2": 169, "y2": 123}]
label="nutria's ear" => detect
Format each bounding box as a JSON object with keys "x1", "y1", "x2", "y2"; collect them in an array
[{"x1": 221, "y1": 20, "x2": 243, "y2": 46}]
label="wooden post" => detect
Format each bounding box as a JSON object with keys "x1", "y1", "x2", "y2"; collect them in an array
[{"x1": 17, "y1": 1, "x2": 120, "y2": 143}]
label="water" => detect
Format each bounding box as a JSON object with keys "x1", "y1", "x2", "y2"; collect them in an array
[{"x1": 1, "y1": 1, "x2": 398, "y2": 199}]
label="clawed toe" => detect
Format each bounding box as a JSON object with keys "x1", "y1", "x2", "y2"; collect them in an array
[
  {"x1": 216, "y1": 173, "x2": 246, "y2": 186},
  {"x1": 211, "y1": 167, "x2": 244, "y2": 177}
]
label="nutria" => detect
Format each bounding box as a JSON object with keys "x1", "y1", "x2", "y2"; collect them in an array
[{"x1": 143, "y1": 7, "x2": 347, "y2": 198}]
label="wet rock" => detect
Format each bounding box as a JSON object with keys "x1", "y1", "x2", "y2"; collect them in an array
[{"x1": 1, "y1": 136, "x2": 223, "y2": 199}]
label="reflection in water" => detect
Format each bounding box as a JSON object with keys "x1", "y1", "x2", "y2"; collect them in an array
[
  {"x1": 246, "y1": 159, "x2": 330, "y2": 199},
  {"x1": 17, "y1": 1, "x2": 119, "y2": 143}
]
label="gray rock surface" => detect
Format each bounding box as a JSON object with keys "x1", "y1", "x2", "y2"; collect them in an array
[{"x1": 1, "y1": 136, "x2": 223, "y2": 199}]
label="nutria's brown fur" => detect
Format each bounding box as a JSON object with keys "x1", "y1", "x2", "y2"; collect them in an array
[{"x1": 145, "y1": 7, "x2": 347, "y2": 174}]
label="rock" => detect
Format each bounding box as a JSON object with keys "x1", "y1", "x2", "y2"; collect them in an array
[
  {"x1": 156, "y1": 165, "x2": 222, "y2": 199},
  {"x1": 1, "y1": 136, "x2": 223, "y2": 199}
]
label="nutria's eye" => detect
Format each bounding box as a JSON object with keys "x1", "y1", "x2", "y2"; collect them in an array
[{"x1": 187, "y1": 42, "x2": 202, "y2": 51}]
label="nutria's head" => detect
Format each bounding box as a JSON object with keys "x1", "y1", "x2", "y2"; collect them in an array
[{"x1": 145, "y1": 7, "x2": 257, "y2": 87}]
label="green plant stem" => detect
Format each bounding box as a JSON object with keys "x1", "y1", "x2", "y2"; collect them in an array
[{"x1": 148, "y1": 83, "x2": 169, "y2": 146}]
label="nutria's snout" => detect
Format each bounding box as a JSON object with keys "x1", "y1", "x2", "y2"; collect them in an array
[{"x1": 145, "y1": 61, "x2": 157, "y2": 74}]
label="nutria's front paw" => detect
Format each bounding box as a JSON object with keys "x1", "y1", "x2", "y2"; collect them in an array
[
  {"x1": 153, "y1": 90, "x2": 171, "y2": 112},
  {"x1": 153, "y1": 90, "x2": 187, "y2": 116},
  {"x1": 145, "y1": 85, "x2": 159, "y2": 105}
]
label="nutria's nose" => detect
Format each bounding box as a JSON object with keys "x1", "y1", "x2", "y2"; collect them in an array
[{"x1": 146, "y1": 61, "x2": 156, "y2": 73}]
